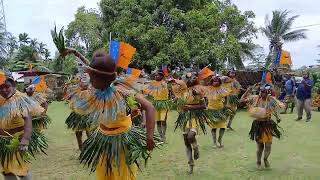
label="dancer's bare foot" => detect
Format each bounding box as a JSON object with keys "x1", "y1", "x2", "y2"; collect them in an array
[
  {"x1": 188, "y1": 165, "x2": 194, "y2": 175},
  {"x1": 257, "y1": 162, "x2": 262, "y2": 170},
  {"x1": 264, "y1": 159, "x2": 270, "y2": 168},
  {"x1": 218, "y1": 140, "x2": 224, "y2": 148}
]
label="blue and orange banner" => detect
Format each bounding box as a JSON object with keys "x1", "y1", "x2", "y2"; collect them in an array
[
  {"x1": 32, "y1": 76, "x2": 48, "y2": 92},
  {"x1": 109, "y1": 41, "x2": 136, "y2": 69},
  {"x1": 127, "y1": 68, "x2": 141, "y2": 79},
  {"x1": 162, "y1": 64, "x2": 169, "y2": 77},
  {"x1": 275, "y1": 50, "x2": 292, "y2": 65},
  {"x1": 261, "y1": 71, "x2": 272, "y2": 84}
]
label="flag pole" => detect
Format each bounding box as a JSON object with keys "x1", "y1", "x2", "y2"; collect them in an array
[{"x1": 109, "y1": 32, "x2": 112, "y2": 50}]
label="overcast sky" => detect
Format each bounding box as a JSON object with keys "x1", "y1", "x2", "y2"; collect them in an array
[{"x1": 5, "y1": 0, "x2": 320, "y2": 68}]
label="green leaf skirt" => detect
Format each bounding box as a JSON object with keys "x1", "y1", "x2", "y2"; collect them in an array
[
  {"x1": 79, "y1": 126, "x2": 161, "y2": 175},
  {"x1": 0, "y1": 129, "x2": 48, "y2": 168},
  {"x1": 32, "y1": 115, "x2": 52, "y2": 129},
  {"x1": 65, "y1": 112, "x2": 96, "y2": 131},
  {"x1": 175, "y1": 109, "x2": 211, "y2": 134},
  {"x1": 249, "y1": 119, "x2": 283, "y2": 142}
]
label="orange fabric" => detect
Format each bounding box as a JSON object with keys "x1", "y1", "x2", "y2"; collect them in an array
[
  {"x1": 118, "y1": 42, "x2": 136, "y2": 69},
  {"x1": 35, "y1": 76, "x2": 48, "y2": 92},
  {"x1": 0, "y1": 71, "x2": 6, "y2": 85},
  {"x1": 266, "y1": 72, "x2": 272, "y2": 84},
  {"x1": 131, "y1": 69, "x2": 141, "y2": 79},
  {"x1": 257, "y1": 131, "x2": 273, "y2": 144},
  {"x1": 279, "y1": 50, "x2": 292, "y2": 65},
  {"x1": 198, "y1": 67, "x2": 214, "y2": 81},
  {"x1": 99, "y1": 115, "x2": 132, "y2": 135}
]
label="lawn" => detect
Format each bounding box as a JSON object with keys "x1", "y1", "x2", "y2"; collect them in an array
[{"x1": 6, "y1": 102, "x2": 320, "y2": 180}]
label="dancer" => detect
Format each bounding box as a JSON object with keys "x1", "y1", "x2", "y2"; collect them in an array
[
  {"x1": 224, "y1": 70, "x2": 241, "y2": 130},
  {"x1": 312, "y1": 89, "x2": 320, "y2": 111},
  {"x1": 206, "y1": 76, "x2": 230, "y2": 148},
  {"x1": 65, "y1": 74, "x2": 95, "y2": 150},
  {"x1": 144, "y1": 70, "x2": 171, "y2": 142},
  {"x1": 0, "y1": 71, "x2": 47, "y2": 180},
  {"x1": 174, "y1": 74, "x2": 208, "y2": 174},
  {"x1": 240, "y1": 83, "x2": 284, "y2": 169},
  {"x1": 61, "y1": 49, "x2": 159, "y2": 180},
  {"x1": 25, "y1": 85, "x2": 51, "y2": 130}
]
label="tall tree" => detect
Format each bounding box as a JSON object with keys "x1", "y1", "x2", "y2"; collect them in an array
[
  {"x1": 18, "y1": 33, "x2": 30, "y2": 45},
  {"x1": 30, "y1": 38, "x2": 38, "y2": 49},
  {"x1": 98, "y1": 0, "x2": 257, "y2": 70},
  {"x1": 44, "y1": 48, "x2": 50, "y2": 60},
  {"x1": 65, "y1": 6, "x2": 104, "y2": 58},
  {"x1": 7, "y1": 35, "x2": 18, "y2": 58},
  {"x1": 261, "y1": 10, "x2": 307, "y2": 67}
]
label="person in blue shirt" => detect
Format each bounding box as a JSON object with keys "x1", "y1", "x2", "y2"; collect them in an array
[
  {"x1": 281, "y1": 75, "x2": 296, "y2": 114},
  {"x1": 296, "y1": 72, "x2": 313, "y2": 122}
]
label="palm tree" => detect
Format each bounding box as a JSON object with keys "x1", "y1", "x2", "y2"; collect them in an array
[
  {"x1": 261, "y1": 10, "x2": 307, "y2": 67},
  {"x1": 18, "y1": 33, "x2": 30, "y2": 45},
  {"x1": 7, "y1": 35, "x2": 18, "y2": 58},
  {"x1": 37, "y1": 42, "x2": 46, "y2": 54},
  {"x1": 44, "y1": 48, "x2": 50, "y2": 60},
  {"x1": 30, "y1": 38, "x2": 38, "y2": 49}
]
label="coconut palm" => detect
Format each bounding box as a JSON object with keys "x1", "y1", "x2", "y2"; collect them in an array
[
  {"x1": 7, "y1": 35, "x2": 18, "y2": 57},
  {"x1": 30, "y1": 38, "x2": 38, "y2": 49},
  {"x1": 37, "y1": 42, "x2": 46, "y2": 54},
  {"x1": 261, "y1": 10, "x2": 307, "y2": 67},
  {"x1": 44, "y1": 48, "x2": 50, "y2": 60},
  {"x1": 18, "y1": 33, "x2": 30, "y2": 45}
]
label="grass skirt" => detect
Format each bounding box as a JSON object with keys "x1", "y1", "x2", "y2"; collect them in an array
[
  {"x1": 206, "y1": 108, "x2": 234, "y2": 122},
  {"x1": 65, "y1": 112, "x2": 94, "y2": 131},
  {"x1": 175, "y1": 109, "x2": 211, "y2": 134},
  {"x1": 249, "y1": 120, "x2": 282, "y2": 142},
  {"x1": 227, "y1": 95, "x2": 239, "y2": 105},
  {"x1": 32, "y1": 115, "x2": 52, "y2": 129},
  {"x1": 79, "y1": 126, "x2": 161, "y2": 175},
  {"x1": 0, "y1": 129, "x2": 48, "y2": 168}
]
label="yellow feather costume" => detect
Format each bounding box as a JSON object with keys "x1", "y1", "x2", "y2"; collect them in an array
[
  {"x1": 0, "y1": 91, "x2": 45, "y2": 176},
  {"x1": 70, "y1": 85, "x2": 160, "y2": 180},
  {"x1": 144, "y1": 80, "x2": 170, "y2": 121},
  {"x1": 205, "y1": 86, "x2": 229, "y2": 129}
]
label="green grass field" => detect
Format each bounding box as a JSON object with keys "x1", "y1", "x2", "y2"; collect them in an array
[{"x1": 5, "y1": 102, "x2": 320, "y2": 180}]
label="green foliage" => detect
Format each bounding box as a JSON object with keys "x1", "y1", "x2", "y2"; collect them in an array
[
  {"x1": 95, "y1": 0, "x2": 257, "y2": 69},
  {"x1": 48, "y1": 55, "x2": 78, "y2": 75},
  {"x1": 311, "y1": 72, "x2": 320, "y2": 92},
  {"x1": 65, "y1": 7, "x2": 105, "y2": 58},
  {"x1": 51, "y1": 26, "x2": 66, "y2": 53}
]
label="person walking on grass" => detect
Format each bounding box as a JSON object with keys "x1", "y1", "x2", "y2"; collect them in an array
[{"x1": 296, "y1": 72, "x2": 313, "y2": 122}]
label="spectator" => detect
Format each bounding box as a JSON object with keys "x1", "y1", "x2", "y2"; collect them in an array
[
  {"x1": 296, "y1": 72, "x2": 313, "y2": 122},
  {"x1": 281, "y1": 75, "x2": 296, "y2": 114}
]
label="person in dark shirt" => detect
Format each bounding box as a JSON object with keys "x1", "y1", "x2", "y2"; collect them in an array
[{"x1": 296, "y1": 72, "x2": 313, "y2": 122}]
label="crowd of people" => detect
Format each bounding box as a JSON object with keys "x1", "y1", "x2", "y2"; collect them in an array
[{"x1": 0, "y1": 48, "x2": 318, "y2": 180}]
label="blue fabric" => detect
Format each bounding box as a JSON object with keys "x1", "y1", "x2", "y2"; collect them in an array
[
  {"x1": 285, "y1": 79, "x2": 294, "y2": 95},
  {"x1": 275, "y1": 50, "x2": 281, "y2": 65},
  {"x1": 296, "y1": 79, "x2": 313, "y2": 100},
  {"x1": 126, "y1": 68, "x2": 133, "y2": 75},
  {"x1": 261, "y1": 71, "x2": 267, "y2": 82},
  {"x1": 109, "y1": 41, "x2": 120, "y2": 64},
  {"x1": 32, "y1": 76, "x2": 41, "y2": 85}
]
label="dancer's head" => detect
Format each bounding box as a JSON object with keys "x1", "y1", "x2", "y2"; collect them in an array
[
  {"x1": 186, "y1": 73, "x2": 198, "y2": 87},
  {"x1": 87, "y1": 50, "x2": 117, "y2": 89},
  {"x1": 25, "y1": 85, "x2": 36, "y2": 96},
  {"x1": 211, "y1": 76, "x2": 222, "y2": 87},
  {"x1": 155, "y1": 70, "x2": 165, "y2": 81},
  {"x1": 260, "y1": 84, "x2": 272, "y2": 99},
  {"x1": 0, "y1": 72, "x2": 16, "y2": 99}
]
